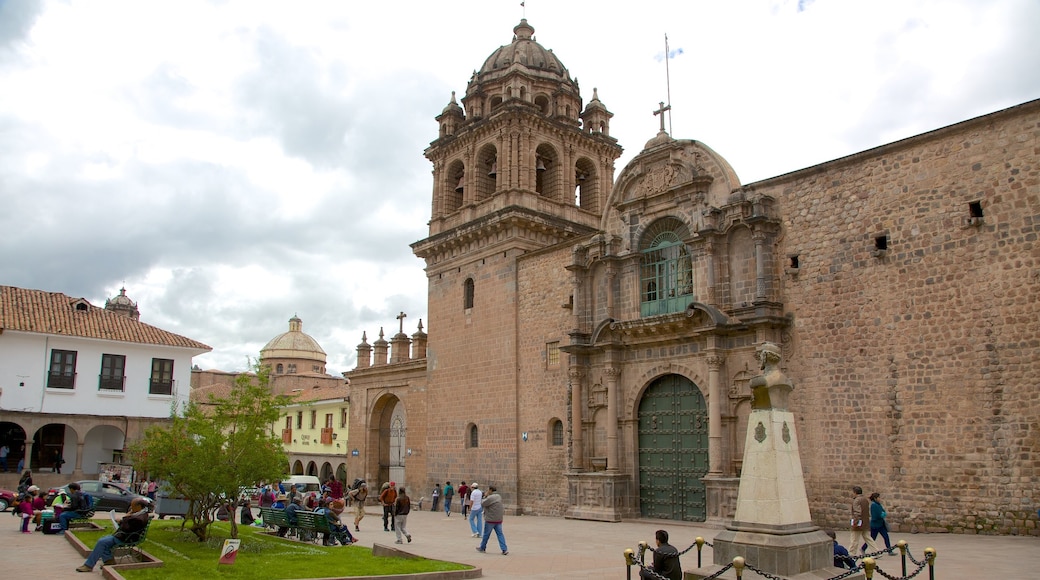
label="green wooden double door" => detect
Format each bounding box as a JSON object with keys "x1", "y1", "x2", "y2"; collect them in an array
[{"x1": 638, "y1": 374, "x2": 709, "y2": 521}]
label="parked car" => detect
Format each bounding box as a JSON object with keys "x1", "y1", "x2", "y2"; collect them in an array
[
  {"x1": 47, "y1": 480, "x2": 145, "y2": 512},
  {"x1": 0, "y1": 488, "x2": 15, "y2": 511}
]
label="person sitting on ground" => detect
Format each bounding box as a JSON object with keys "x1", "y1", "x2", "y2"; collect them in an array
[
  {"x1": 323, "y1": 498, "x2": 357, "y2": 545},
  {"x1": 239, "y1": 498, "x2": 255, "y2": 525},
  {"x1": 827, "y1": 530, "x2": 856, "y2": 569},
  {"x1": 58, "y1": 482, "x2": 91, "y2": 532},
  {"x1": 276, "y1": 495, "x2": 302, "y2": 537},
  {"x1": 75, "y1": 497, "x2": 151, "y2": 572},
  {"x1": 215, "y1": 501, "x2": 231, "y2": 521},
  {"x1": 641, "y1": 529, "x2": 682, "y2": 580}
]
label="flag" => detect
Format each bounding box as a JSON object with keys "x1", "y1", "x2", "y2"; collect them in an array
[{"x1": 654, "y1": 47, "x2": 684, "y2": 62}]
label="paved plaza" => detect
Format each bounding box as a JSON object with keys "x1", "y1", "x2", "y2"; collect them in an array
[{"x1": 2, "y1": 507, "x2": 1036, "y2": 578}]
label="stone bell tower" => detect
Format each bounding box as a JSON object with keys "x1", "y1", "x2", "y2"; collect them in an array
[{"x1": 412, "y1": 19, "x2": 623, "y2": 495}]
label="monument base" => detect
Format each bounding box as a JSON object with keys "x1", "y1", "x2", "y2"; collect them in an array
[{"x1": 707, "y1": 528, "x2": 836, "y2": 578}]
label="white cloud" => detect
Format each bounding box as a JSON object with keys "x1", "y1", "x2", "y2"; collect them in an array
[{"x1": 2, "y1": 0, "x2": 1037, "y2": 375}]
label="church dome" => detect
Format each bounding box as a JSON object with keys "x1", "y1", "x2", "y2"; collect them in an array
[
  {"x1": 474, "y1": 19, "x2": 576, "y2": 90},
  {"x1": 261, "y1": 315, "x2": 327, "y2": 364}
]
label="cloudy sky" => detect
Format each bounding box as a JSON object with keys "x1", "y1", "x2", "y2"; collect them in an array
[{"x1": 2, "y1": 0, "x2": 1038, "y2": 375}]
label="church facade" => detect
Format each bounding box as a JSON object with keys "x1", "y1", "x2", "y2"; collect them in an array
[{"x1": 342, "y1": 20, "x2": 1039, "y2": 535}]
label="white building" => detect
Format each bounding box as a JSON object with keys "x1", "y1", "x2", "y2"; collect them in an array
[{"x1": 0, "y1": 285, "x2": 210, "y2": 478}]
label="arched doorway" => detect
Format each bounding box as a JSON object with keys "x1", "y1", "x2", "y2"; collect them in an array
[
  {"x1": 0, "y1": 422, "x2": 28, "y2": 473},
  {"x1": 31, "y1": 423, "x2": 77, "y2": 473},
  {"x1": 320, "y1": 462, "x2": 333, "y2": 481},
  {"x1": 637, "y1": 374, "x2": 708, "y2": 521},
  {"x1": 388, "y1": 405, "x2": 406, "y2": 485},
  {"x1": 306, "y1": 461, "x2": 317, "y2": 476},
  {"x1": 335, "y1": 463, "x2": 346, "y2": 483},
  {"x1": 292, "y1": 460, "x2": 304, "y2": 475}
]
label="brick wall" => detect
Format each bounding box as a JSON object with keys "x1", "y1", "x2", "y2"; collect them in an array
[{"x1": 760, "y1": 101, "x2": 1040, "y2": 534}]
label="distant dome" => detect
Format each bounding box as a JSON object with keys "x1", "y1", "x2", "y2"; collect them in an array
[
  {"x1": 475, "y1": 19, "x2": 576, "y2": 90},
  {"x1": 104, "y1": 287, "x2": 140, "y2": 320},
  {"x1": 261, "y1": 316, "x2": 327, "y2": 364}
]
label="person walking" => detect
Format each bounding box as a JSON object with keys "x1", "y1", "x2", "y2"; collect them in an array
[
  {"x1": 476, "y1": 485, "x2": 508, "y2": 555},
  {"x1": 443, "y1": 481, "x2": 455, "y2": 517},
  {"x1": 869, "y1": 492, "x2": 894, "y2": 553},
  {"x1": 393, "y1": 486, "x2": 412, "y2": 544},
  {"x1": 468, "y1": 482, "x2": 484, "y2": 537},
  {"x1": 431, "y1": 483, "x2": 441, "y2": 512},
  {"x1": 458, "y1": 481, "x2": 470, "y2": 516},
  {"x1": 640, "y1": 529, "x2": 682, "y2": 580},
  {"x1": 379, "y1": 481, "x2": 397, "y2": 532},
  {"x1": 348, "y1": 481, "x2": 369, "y2": 531},
  {"x1": 849, "y1": 486, "x2": 878, "y2": 556}
]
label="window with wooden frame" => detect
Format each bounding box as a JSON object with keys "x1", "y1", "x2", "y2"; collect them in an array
[
  {"x1": 148, "y1": 358, "x2": 174, "y2": 395},
  {"x1": 99, "y1": 354, "x2": 126, "y2": 391},
  {"x1": 48, "y1": 349, "x2": 77, "y2": 389}
]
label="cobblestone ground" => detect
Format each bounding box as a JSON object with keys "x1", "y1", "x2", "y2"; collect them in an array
[{"x1": 3, "y1": 508, "x2": 1037, "y2": 578}]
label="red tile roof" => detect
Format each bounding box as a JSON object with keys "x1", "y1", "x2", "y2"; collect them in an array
[{"x1": 0, "y1": 285, "x2": 211, "y2": 351}]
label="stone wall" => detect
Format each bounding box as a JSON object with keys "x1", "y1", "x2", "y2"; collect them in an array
[{"x1": 759, "y1": 100, "x2": 1040, "y2": 535}]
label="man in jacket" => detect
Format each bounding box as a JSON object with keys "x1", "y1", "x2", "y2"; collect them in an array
[
  {"x1": 641, "y1": 529, "x2": 682, "y2": 580},
  {"x1": 379, "y1": 481, "x2": 397, "y2": 532},
  {"x1": 75, "y1": 497, "x2": 150, "y2": 572},
  {"x1": 849, "y1": 486, "x2": 878, "y2": 556},
  {"x1": 476, "y1": 485, "x2": 508, "y2": 555},
  {"x1": 58, "y1": 482, "x2": 91, "y2": 531}
]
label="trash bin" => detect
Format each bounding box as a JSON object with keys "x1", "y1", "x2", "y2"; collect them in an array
[{"x1": 155, "y1": 493, "x2": 190, "y2": 519}]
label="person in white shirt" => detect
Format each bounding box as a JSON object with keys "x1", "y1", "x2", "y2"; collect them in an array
[{"x1": 468, "y1": 482, "x2": 484, "y2": 537}]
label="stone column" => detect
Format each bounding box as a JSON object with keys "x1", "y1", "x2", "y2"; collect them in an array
[
  {"x1": 753, "y1": 229, "x2": 767, "y2": 302},
  {"x1": 604, "y1": 367, "x2": 620, "y2": 472},
  {"x1": 73, "y1": 441, "x2": 85, "y2": 477},
  {"x1": 605, "y1": 267, "x2": 616, "y2": 319},
  {"x1": 704, "y1": 238, "x2": 717, "y2": 306},
  {"x1": 569, "y1": 366, "x2": 584, "y2": 471},
  {"x1": 706, "y1": 354, "x2": 725, "y2": 475}
]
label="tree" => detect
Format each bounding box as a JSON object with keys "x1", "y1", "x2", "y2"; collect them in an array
[{"x1": 128, "y1": 362, "x2": 289, "y2": 540}]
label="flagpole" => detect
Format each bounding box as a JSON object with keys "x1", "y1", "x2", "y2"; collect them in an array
[{"x1": 664, "y1": 33, "x2": 673, "y2": 135}]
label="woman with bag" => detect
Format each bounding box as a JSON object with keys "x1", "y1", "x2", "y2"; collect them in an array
[{"x1": 869, "y1": 492, "x2": 894, "y2": 554}]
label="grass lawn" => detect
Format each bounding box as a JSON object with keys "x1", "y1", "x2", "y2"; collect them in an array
[{"x1": 73, "y1": 519, "x2": 472, "y2": 579}]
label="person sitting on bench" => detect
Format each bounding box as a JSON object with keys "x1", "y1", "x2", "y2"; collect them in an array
[{"x1": 75, "y1": 497, "x2": 151, "y2": 572}]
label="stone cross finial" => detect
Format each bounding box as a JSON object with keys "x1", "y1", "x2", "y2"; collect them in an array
[
  {"x1": 653, "y1": 101, "x2": 671, "y2": 133},
  {"x1": 396, "y1": 311, "x2": 407, "y2": 334}
]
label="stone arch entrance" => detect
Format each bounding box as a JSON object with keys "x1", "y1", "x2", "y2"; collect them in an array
[
  {"x1": 368, "y1": 395, "x2": 406, "y2": 486},
  {"x1": 637, "y1": 374, "x2": 708, "y2": 521}
]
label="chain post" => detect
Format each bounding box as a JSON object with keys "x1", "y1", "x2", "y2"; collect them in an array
[
  {"x1": 732, "y1": 556, "x2": 745, "y2": 580},
  {"x1": 862, "y1": 557, "x2": 875, "y2": 579},
  {"x1": 624, "y1": 548, "x2": 635, "y2": 580},
  {"x1": 696, "y1": 537, "x2": 705, "y2": 568},
  {"x1": 924, "y1": 547, "x2": 936, "y2": 580},
  {"x1": 638, "y1": 540, "x2": 648, "y2": 565},
  {"x1": 896, "y1": 539, "x2": 908, "y2": 576}
]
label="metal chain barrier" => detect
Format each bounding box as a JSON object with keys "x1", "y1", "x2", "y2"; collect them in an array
[{"x1": 624, "y1": 539, "x2": 937, "y2": 580}]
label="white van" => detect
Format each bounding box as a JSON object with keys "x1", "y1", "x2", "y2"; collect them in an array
[{"x1": 281, "y1": 475, "x2": 322, "y2": 494}]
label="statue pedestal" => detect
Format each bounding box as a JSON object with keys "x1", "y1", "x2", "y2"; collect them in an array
[{"x1": 691, "y1": 343, "x2": 859, "y2": 579}]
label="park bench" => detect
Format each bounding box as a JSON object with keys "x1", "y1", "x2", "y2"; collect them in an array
[
  {"x1": 113, "y1": 518, "x2": 152, "y2": 564},
  {"x1": 67, "y1": 496, "x2": 98, "y2": 528},
  {"x1": 259, "y1": 507, "x2": 290, "y2": 530}
]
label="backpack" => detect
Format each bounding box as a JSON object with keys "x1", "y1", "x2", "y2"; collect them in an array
[
  {"x1": 80, "y1": 492, "x2": 94, "y2": 512},
  {"x1": 350, "y1": 478, "x2": 365, "y2": 491}
]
